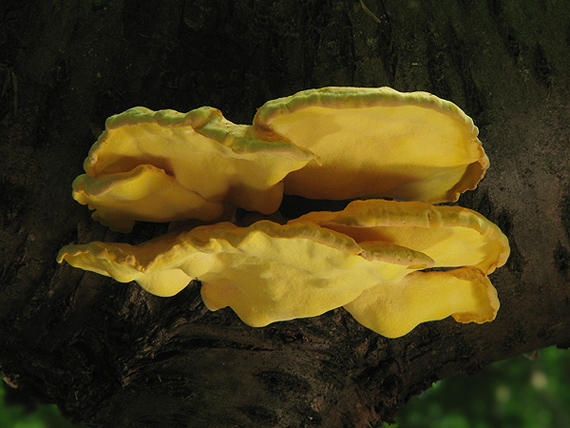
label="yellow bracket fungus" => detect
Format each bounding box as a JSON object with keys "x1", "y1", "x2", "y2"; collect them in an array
[
  {"x1": 73, "y1": 106, "x2": 316, "y2": 232},
  {"x1": 254, "y1": 87, "x2": 488, "y2": 203},
  {"x1": 58, "y1": 87, "x2": 509, "y2": 338},
  {"x1": 289, "y1": 199, "x2": 508, "y2": 336},
  {"x1": 58, "y1": 200, "x2": 508, "y2": 336},
  {"x1": 73, "y1": 87, "x2": 488, "y2": 233},
  {"x1": 57, "y1": 219, "x2": 433, "y2": 327}
]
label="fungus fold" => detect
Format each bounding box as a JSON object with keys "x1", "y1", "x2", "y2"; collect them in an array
[
  {"x1": 291, "y1": 199, "x2": 509, "y2": 275},
  {"x1": 73, "y1": 106, "x2": 316, "y2": 232},
  {"x1": 344, "y1": 267, "x2": 500, "y2": 338}
]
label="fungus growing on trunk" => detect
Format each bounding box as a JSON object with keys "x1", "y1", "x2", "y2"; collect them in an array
[
  {"x1": 71, "y1": 87, "x2": 488, "y2": 233},
  {"x1": 290, "y1": 199, "x2": 509, "y2": 275},
  {"x1": 58, "y1": 200, "x2": 508, "y2": 336},
  {"x1": 58, "y1": 218, "x2": 433, "y2": 326},
  {"x1": 289, "y1": 199, "x2": 509, "y2": 336},
  {"x1": 58, "y1": 87, "x2": 509, "y2": 338},
  {"x1": 72, "y1": 106, "x2": 316, "y2": 232},
  {"x1": 254, "y1": 87, "x2": 488, "y2": 203}
]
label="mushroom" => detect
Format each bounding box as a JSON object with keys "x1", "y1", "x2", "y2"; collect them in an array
[
  {"x1": 58, "y1": 87, "x2": 508, "y2": 337},
  {"x1": 253, "y1": 87, "x2": 488, "y2": 203},
  {"x1": 74, "y1": 87, "x2": 488, "y2": 234},
  {"x1": 57, "y1": 219, "x2": 433, "y2": 327},
  {"x1": 58, "y1": 200, "x2": 508, "y2": 336},
  {"x1": 72, "y1": 106, "x2": 316, "y2": 232}
]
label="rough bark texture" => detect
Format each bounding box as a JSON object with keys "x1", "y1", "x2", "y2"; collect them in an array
[{"x1": 1, "y1": 1, "x2": 569, "y2": 427}]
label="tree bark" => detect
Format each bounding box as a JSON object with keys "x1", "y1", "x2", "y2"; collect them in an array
[{"x1": 1, "y1": 0, "x2": 569, "y2": 427}]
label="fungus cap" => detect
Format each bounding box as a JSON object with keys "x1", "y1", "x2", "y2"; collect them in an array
[
  {"x1": 73, "y1": 106, "x2": 316, "y2": 232},
  {"x1": 254, "y1": 86, "x2": 488, "y2": 203},
  {"x1": 57, "y1": 219, "x2": 433, "y2": 326}
]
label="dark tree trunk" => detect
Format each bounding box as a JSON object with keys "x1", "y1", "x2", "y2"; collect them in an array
[{"x1": 1, "y1": 1, "x2": 569, "y2": 427}]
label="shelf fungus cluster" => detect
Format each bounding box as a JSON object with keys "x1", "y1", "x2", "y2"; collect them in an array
[{"x1": 58, "y1": 87, "x2": 509, "y2": 338}]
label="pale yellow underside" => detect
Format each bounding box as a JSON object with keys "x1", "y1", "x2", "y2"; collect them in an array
[
  {"x1": 73, "y1": 165, "x2": 225, "y2": 232},
  {"x1": 344, "y1": 267, "x2": 499, "y2": 338},
  {"x1": 259, "y1": 102, "x2": 485, "y2": 202},
  {"x1": 199, "y1": 231, "x2": 425, "y2": 327}
]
